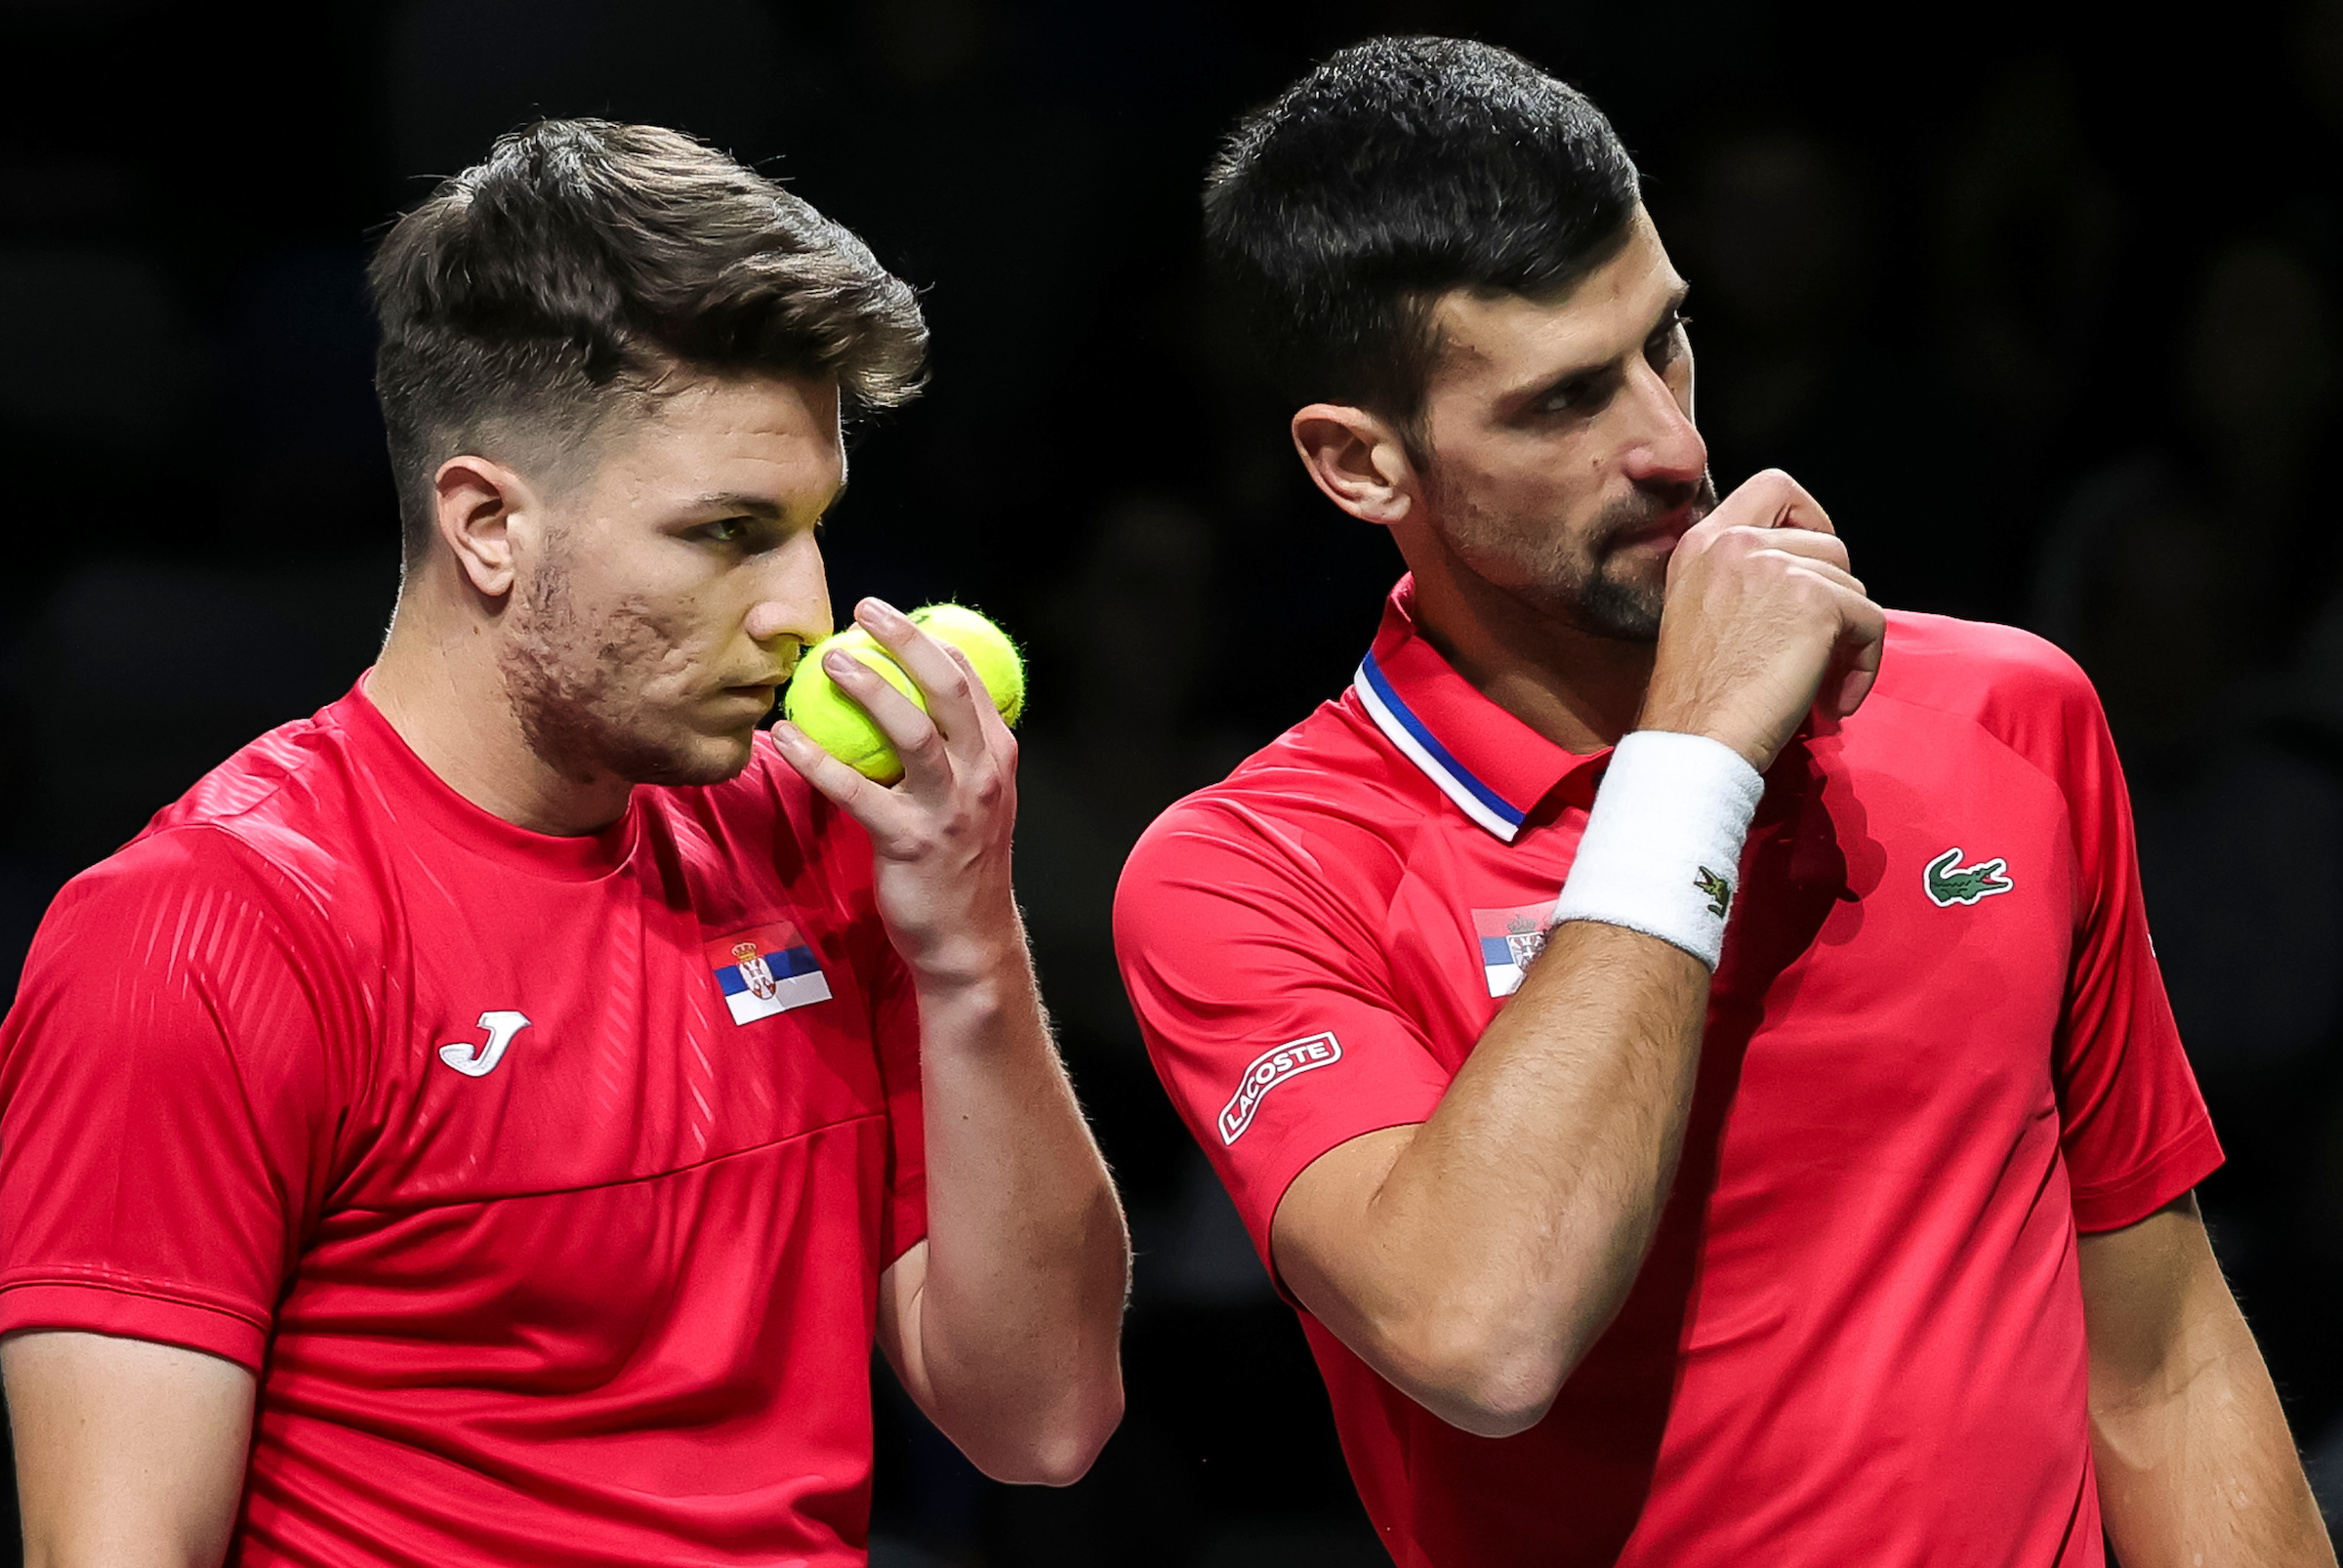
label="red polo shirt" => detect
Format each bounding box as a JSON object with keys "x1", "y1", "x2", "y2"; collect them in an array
[
  {"x1": 1115, "y1": 578, "x2": 2220, "y2": 1567},
  {"x1": 0, "y1": 681, "x2": 925, "y2": 1564}
]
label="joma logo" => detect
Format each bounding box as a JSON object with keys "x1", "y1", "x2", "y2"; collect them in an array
[{"x1": 439, "y1": 1010, "x2": 532, "y2": 1077}]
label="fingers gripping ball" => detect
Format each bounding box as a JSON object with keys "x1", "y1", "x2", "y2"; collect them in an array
[
  {"x1": 782, "y1": 627, "x2": 922, "y2": 782},
  {"x1": 782, "y1": 604, "x2": 1025, "y2": 783},
  {"x1": 910, "y1": 602, "x2": 1025, "y2": 726}
]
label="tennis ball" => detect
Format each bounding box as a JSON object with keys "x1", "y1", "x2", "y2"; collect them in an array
[
  {"x1": 782, "y1": 604, "x2": 1025, "y2": 784},
  {"x1": 783, "y1": 627, "x2": 923, "y2": 782},
  {"x1": 911, "y1": 602, "x2": 1026, "y2": 727}
]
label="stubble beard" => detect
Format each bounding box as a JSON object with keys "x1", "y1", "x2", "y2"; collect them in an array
[
  {"x1": 1476, "y1": 471, "x2": 1719, "y2": 643},
  {"x1": 500, "y1": 555, "x2": 752, "y2": 791}
]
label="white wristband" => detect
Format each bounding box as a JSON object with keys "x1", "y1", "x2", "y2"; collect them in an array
[{"x1": 1550, "y1": 730, "x2": 1764, "y2": 970}]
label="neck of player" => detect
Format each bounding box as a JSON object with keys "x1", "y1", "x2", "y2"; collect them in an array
[
  {"x1": 369, "y1": 564, "x2": 637, "y2": 839},
  {"x1": 1404, "y1": 530, "x2": 1658, "y2": 758}
]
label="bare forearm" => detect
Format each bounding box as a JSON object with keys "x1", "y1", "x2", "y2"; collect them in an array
[
  {"x1": 2083, "y1": 1200, "x2": 2335, "y2": 1568},
  {"x1": 910, "y1": 947, "x2": 1128, "y2": 1477},
  {"x1": 1282, "y1": 921, "x2": 1707, "y2": 1432},
  {"x1": 781, "y1": 606, "x2": 1126, "y2": 1477},
  {"x1": 2092, "y1": 1301, "x2": 2334, "y2": 1568}
]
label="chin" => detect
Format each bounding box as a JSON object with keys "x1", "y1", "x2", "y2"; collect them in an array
[
  {"x1": 611, "y1": 725, "x2": 760, "y2": 789},
  {"x1": 1577, "y1": 583, "x2": 1664, "y2": 641},
  {"x1": 1570, "y1": 557, "x2": 1667, "y2": 641}
]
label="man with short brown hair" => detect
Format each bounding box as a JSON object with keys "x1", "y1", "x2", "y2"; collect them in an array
[{"x1": 0, "y1": 119, "x2": 1128, "y2": 1565}]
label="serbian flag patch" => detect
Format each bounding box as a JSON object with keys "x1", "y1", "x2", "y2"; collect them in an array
[
  {"x1": 704, "y1": 921, "x2": 832, "y2": 1025},
  {"x1": 1473, "y1": 902, "x2": 1555, "y2": 998}
]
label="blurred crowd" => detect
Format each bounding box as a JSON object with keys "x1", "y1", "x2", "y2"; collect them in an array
[{"x1": 4, "y1": 2, "x2": 2341, "y2": 1563}]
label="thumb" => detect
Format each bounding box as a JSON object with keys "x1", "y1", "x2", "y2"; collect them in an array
[{"x1": 1825, "y1": 600, "x2": 1887, "y2": 718}]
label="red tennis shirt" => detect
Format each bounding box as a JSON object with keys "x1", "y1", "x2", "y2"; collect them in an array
[
  {"x1": 0, "y1": 680, "x2": 925, "y2": 1565},
  {"x1": 1115, "y1": 578, "x2": 2221, "y2": 1567}
]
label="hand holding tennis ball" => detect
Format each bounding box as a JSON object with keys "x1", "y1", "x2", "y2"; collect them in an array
[{"x1": 783, "y1": 602, "x2": 1025, "y2": 784}]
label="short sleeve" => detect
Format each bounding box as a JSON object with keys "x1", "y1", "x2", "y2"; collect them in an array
[
  {"x1": 0, "y1": 830, "x2": 338, "y2": 1369},
  {"x1": 2046, "y1": 674, "x2": 2224, "y2": 1232},
  {"x1": 1114, "y1": 800, "x2": 1452, "y2": 1279}
]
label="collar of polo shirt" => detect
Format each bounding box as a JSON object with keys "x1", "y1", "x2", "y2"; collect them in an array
[{"x1": 1350, "y1": 577, "x2": 1610, "y2": 843}]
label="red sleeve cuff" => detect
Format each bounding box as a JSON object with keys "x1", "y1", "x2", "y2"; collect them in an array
[
  {"x1": 0, "y1": 1281, "x2": 269, "y2": 1372},
  {"x1": 2069, "y1": 1121, "x2": 2226, "y2": 1234},
  {"x1": 882, "y1": 1173, "x2": 927, "y2": 1268}
]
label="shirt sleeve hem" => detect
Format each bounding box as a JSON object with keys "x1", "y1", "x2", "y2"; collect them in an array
[
  {"x1": 0, "y1": 1281, "x2": 269, "y2": 1372},
  {"x1": 883, "y1": 1173, "x2": 928, "y2": 1269},
  {"x1": 2069, "y1": 1123, "x2": 2226, "y2": 1234}
]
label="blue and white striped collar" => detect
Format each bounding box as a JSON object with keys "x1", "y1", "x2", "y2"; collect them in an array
[
  {"x1": 1353, "y1": 652, "x2": 1530, "y2": 842},
  {"x1": 1344, "y1": 577, "x2": 1599, "y2": 844}
]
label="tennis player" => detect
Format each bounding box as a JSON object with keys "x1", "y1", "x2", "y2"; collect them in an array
[
  {"x1": 1115, "y1": 38, "x2": 2332, "y2": 1567},
  {"x1": 0, "y1": 120, "x2": 1127, "y2": 1564}
]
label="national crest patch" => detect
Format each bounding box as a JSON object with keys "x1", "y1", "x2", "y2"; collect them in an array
[
  {"x1": 1472, "y1": 902, "x2": 1556, "y2": 997},
  {"x1": 703, "y1": 921, "x2": 832, "y2": 1024}
]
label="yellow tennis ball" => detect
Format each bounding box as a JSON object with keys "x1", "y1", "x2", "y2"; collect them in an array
[
  {"x1": 781, "y1": 605, "x2": 1025, "y2": 784},
  {"x1": 783, "y1": 627, "x2": 922, "y2": 783},
  {"x1": 911, "y1": 602, "x2": 1026, "y2": 727}
]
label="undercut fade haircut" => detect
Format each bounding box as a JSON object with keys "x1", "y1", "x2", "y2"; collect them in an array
[
  {"x1": 370, "y1": 119, "x2": 926, "y2": 562},
  {"x1": 1204, "y1": 36, "x2": 1641, "y2": 437}
]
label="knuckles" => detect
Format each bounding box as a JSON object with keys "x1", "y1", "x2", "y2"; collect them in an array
[
  {"x1": 898, "y1": 725, "x2": 948, "y2": 765},
  {"x1": 930, "y1": 662, "x2": 973, "y2": 702},
  {"x1": 1706, "y1": 469, "x2": 1795, "y2": 526}
]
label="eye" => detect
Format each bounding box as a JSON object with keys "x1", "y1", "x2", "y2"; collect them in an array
[
  {"x1": 1541, "y1": 374, "x2": 1603, "y2": 414},
  {"x1": 1647, "y1": 312, "x2": 1692, "y2": 365},
  {"x1": 696, "y1": 516, "x2": 753, "y2": 546}
]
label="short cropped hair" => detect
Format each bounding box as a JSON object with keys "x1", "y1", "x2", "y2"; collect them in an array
[
  {"x1": 1203, "y1": 37, "x2": 1641, "y2": 433},
  {"x1": 369, "y1": 119, "x2": 926, "y2": 559}
]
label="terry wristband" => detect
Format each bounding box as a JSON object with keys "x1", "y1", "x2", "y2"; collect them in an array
[{"x1": 1550, "y1": 729, "x2": 1765, "y2": 970}]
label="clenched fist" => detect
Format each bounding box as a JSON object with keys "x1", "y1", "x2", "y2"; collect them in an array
[{"x1": 1638, "y1": 470, "x2": 1885, "y2": 773}]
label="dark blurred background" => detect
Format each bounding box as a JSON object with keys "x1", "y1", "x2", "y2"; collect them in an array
[{"x1": 4, "y1": 1, "x2": 2342, "y2": 1561}]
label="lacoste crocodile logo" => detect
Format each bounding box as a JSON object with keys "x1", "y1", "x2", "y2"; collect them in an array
[
  {"x1": 1923, "y1": 847, "x2": 2014, "y2": 908},
  {"x1": 1693, "y1": 866, "x2": 1733, "y2": 919}
]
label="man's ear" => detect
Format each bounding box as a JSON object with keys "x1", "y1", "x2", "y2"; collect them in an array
[
  {"x1": 1291, "y1": 403, "x2": 1422, "y2": 527},
  {"x1": 431, "y1": 456, "x2": 532, "y2": 599}
]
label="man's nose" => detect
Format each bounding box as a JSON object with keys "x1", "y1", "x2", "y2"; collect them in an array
[
  {"x1": 743, "y1": 535, "x2": 832, "y2": 652},
  {"x1": 1619, "y1": 360, "x2": 1707, "y2": 489}
]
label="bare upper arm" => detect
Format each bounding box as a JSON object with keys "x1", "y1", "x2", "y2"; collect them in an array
[
  {"x1": 1269, "y1": 1125, "x2": 1419, "y2": 1335},
  {"x1": 4, "y1": 1330, "x2": 256, "y2": 1568},
  {"x1": 2076, "y1": 1192, "x2": 2231, "y2": 1396}
]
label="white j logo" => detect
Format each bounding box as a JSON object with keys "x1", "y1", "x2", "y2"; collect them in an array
[{"x1": 438, "y1": 1010, "x2": 532, "y2": 1078}]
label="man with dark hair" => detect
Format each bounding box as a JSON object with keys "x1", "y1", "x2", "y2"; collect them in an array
[
  {"x1": 1117, "y1": 38, "x2": 2332, "y2": 1566},
  {"x1": 0, "y1": 120, "x2": 1128, "y2": 1564}
]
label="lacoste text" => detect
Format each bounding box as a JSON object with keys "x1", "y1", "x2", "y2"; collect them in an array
[{"x1": 1219, "y1": 1032, "x2": 1343, "y2": 1145}]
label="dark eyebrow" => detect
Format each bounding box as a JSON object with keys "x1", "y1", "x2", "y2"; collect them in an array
[
  {"x1": 689, "y1": 491, "x2": 787, "y2": 519},
  {"x1": 1501, "y1": 283, "x2": 1694, "y2": 416},
  {"x1": 686, "y1": 476, "x2": 850, "y2": 521}
]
